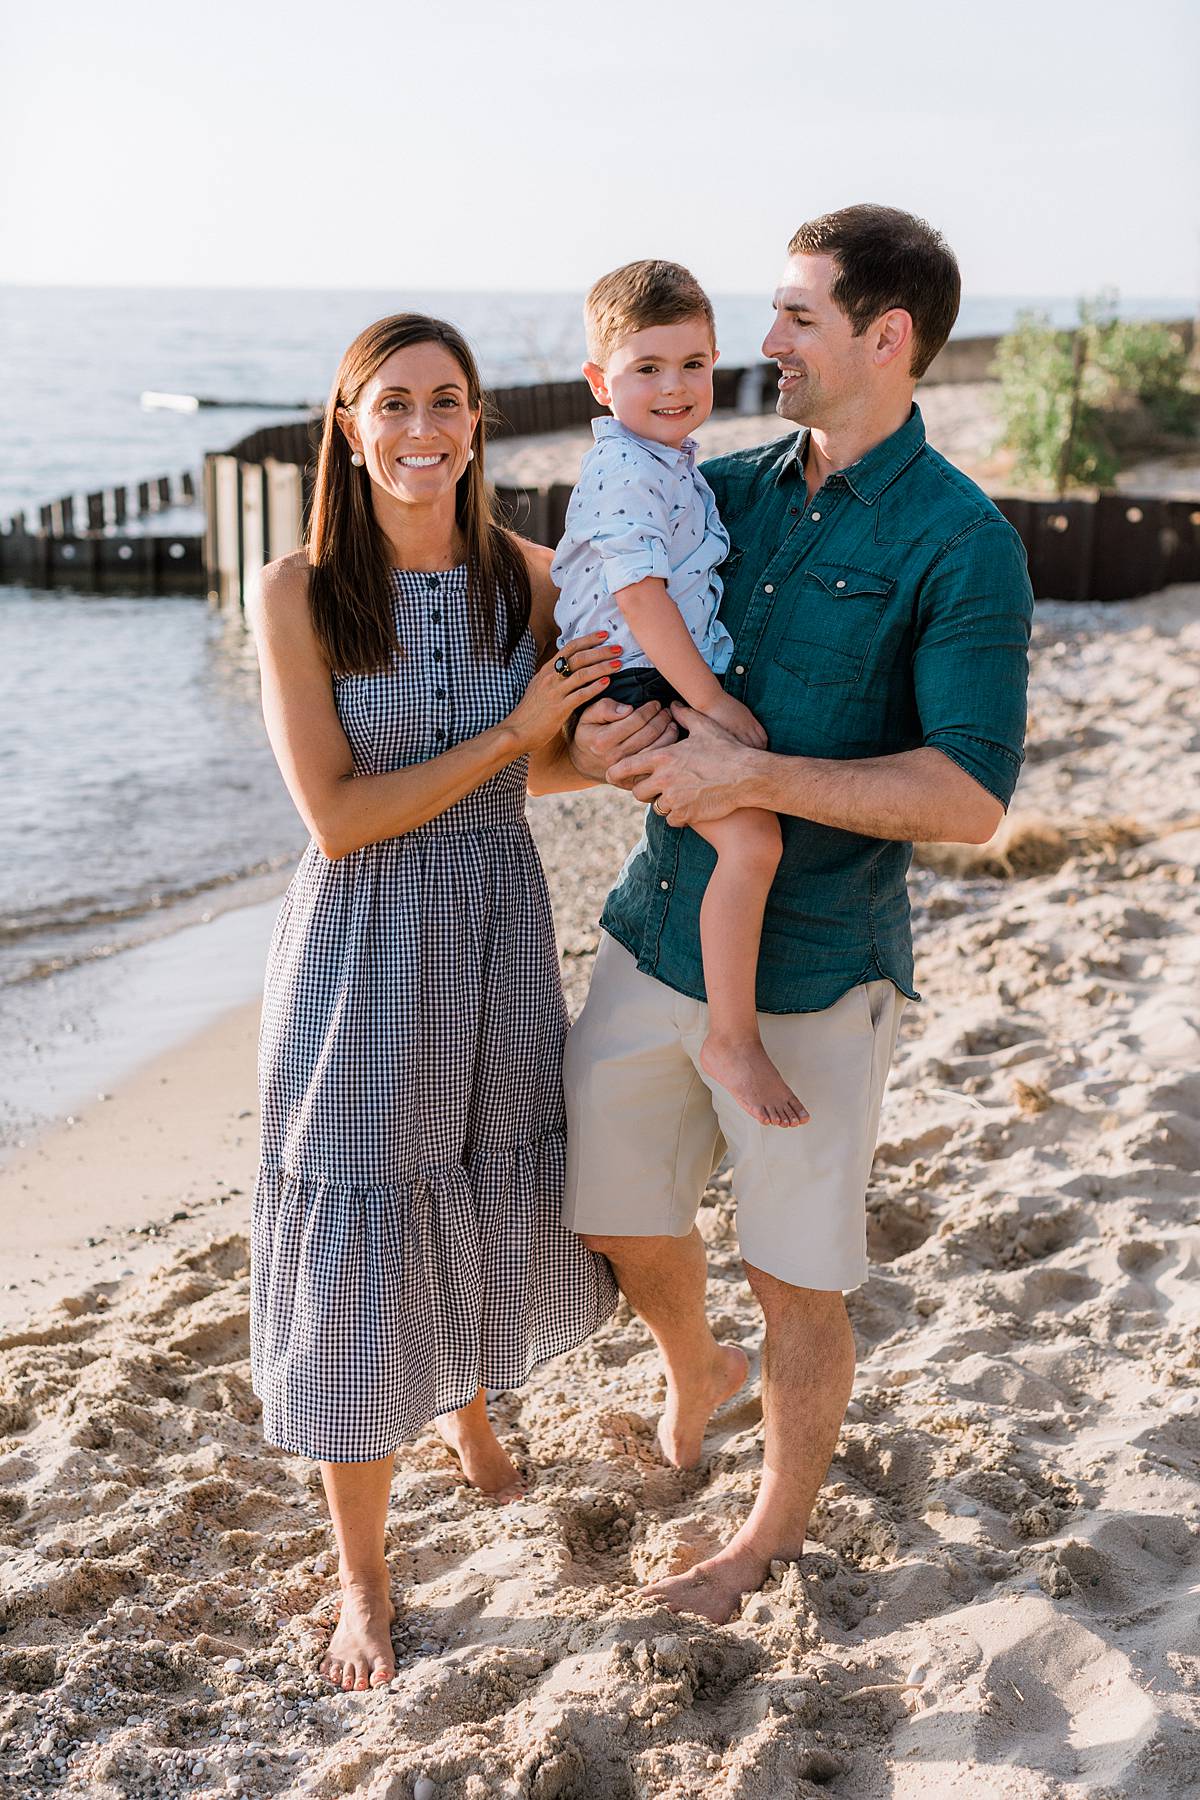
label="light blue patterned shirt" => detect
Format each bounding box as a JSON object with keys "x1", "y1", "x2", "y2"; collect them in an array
[{"x1": 552, "y1": 417, "x2": 734, "y2": 675}]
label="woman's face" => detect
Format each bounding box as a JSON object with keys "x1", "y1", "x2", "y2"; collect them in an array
[{"x1": 342, "y1": 341, "x2": 481, "y2": 508}]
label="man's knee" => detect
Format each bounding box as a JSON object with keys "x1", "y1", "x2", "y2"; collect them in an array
[
  {"x1": 579, "y1": 1231, "x2": 625, "y2": 1257},
  {"x1": 742, "y1": 1258, "x2": 848, "y2": 1320},
  {"x1": 580, "y1": 1229, "x2": 694, "y2": 1264}
]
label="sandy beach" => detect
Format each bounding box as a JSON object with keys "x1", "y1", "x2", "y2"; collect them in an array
[{"x1": 1, "y1": 580, "x2": 1199, "y2": 1800}]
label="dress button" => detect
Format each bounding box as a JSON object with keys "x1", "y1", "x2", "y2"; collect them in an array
[
  {"x1": 734, "y1": 664, "x2": 746, "y2": 675},
  {"x1": 660, "y1": 879, "x2": 670, "y2": 890},
  {"x1": 763, "y1": 583, "x2": 774, "y2": 594},
  {"x1": 836, "y1": 580, "x2": 846, "y2": 589},
  {"x1": 810, "y1": 510, "x2": 821, "y2": 521}
]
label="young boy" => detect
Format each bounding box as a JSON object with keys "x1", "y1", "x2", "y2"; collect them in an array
[{"x1": 552, "y1": 260, "x2": 808, "y2": 1129}]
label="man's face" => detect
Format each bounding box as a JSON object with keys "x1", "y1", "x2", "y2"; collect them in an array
[{"x1": 761, "y1": 252, "x2": 876, "y2": 428}]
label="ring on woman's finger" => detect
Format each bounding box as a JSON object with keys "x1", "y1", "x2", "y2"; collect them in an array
[{"x1": 553, "y1": 655, "x2": 571, "y2": 678}]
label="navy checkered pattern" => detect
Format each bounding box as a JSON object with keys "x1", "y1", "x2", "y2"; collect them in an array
[{"x1": 250, "y1": 567, "x2": 618, "y2": 1463}]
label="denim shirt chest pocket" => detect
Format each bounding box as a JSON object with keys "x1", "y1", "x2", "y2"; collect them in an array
[{"x1": 771, "y1": 562, "x2": 894, "y2": 688}]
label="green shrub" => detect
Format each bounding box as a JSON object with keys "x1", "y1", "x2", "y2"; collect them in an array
[
  {"x1": 993, "y1": 298, "x2": 1195, "y2": 492},
  {"x1": 1101, "y1": 319, "x2": 1193, "y2": 432}
]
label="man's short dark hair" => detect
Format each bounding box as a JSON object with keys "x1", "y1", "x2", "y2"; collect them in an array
[{"x1": 789, "y1": 205, "x2": 961, "y2": 380}]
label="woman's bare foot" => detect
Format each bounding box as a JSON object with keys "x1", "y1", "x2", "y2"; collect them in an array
[
  {"x1": 657, "y1": 1342, "x2": 750, "y2": 1469},
  {"x1": 699, "y1": 1034, "x2": 809, "y2": 1128},
  {"x1": 319, "y1": 1571, "x2": 396, "y2": 1690},
  {"x1": 643, "y1": 1541, "x2": 769, "y2": 1626},
  {"x1": 435, "y1": 1391, "x2": 526, "y2": 1502}
]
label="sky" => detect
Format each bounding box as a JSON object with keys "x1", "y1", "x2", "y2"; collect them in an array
[{"x1": 2, "y1": 0, "x2": 1196, "y2": 299}]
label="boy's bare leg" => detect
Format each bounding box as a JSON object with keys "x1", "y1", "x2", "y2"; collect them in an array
[
  {"x1": 318, "y1": 1455, "x2": 397, "y2": 1690},
  {"x1": 691, "y1": 809, "x2": 809, "y2": 1127},
  {"x1": 580, "y1": 1227, "x2": 749, "y2": 1468},
  {"x1": 644, "y1": 1265, "x2": 855, "y2": 1624}
]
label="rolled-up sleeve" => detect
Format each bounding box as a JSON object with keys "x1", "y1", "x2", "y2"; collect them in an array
[
  {"x1": 913, "y1": 517, "x2": 1034, "y2": 808},
  {"x1": 588, "y1": 450, "x2": 672, "y2": 595}
]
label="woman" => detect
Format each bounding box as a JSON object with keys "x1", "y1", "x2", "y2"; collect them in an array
[{"x1": 250, "y1": 313, "x2": 620, "y2": 1693}]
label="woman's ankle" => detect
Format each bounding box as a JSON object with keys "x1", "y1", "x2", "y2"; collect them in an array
[{"x1": 336, "y1": 1561, "x2": 390, "y2": 1594}]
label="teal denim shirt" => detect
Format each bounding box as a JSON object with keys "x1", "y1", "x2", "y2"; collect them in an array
[{"x1": 600, "y1": 405, "x2": 1034, "y2": 1013}]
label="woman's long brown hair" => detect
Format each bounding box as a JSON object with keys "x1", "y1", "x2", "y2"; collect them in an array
[{"x1": 306, "y1": 314, "x2": 531, "y2": 674}]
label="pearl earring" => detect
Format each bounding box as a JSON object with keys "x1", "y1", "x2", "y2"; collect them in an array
[
  {"x1": 467, "y1": 448, "x2": 475, "y2": 462},
  {"x1": 350, "y1": 452, "x2": 365, "y2": 467}
]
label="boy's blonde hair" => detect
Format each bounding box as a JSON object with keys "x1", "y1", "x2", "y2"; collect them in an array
[{"x1": 585, "y1": 260, "x2": 716, "y2": 366}]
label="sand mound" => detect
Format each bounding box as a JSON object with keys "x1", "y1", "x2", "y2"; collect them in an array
[{"x1": 1, "y1": 588, "x2": 1199, "y2": 1798}]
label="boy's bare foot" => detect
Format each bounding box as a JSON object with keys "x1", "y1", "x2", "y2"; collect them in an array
[
  {"x1": 320, "y1": 1572, "x2": 396, "y2": 1690},
  {"x1": 435, "y1": 1395, "x2": 526, "y2": 1502},
  {"x1": 657, "y1": 1342, "x2": 750, "y2": 1468},
  {"x1": 700, "y1": 1034, "x2": 810, "y2": 1128},
  {"x1": 643, "y1": 1542, "x2": 769, "y2": 1626}
]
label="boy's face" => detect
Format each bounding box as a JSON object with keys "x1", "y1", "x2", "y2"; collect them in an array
[{"x1": 584, "y1": 316, "x2": 717, "y2": 448}]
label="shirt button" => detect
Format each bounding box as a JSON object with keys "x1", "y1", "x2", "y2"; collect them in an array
[
  {"x1": 836, "y1": 580, "x2": 846, "y2": 589},
  {"x1": 810, "y1": 510, "x2": 821, "y2": 521},
  {"x1": 660, "y1": 879, "x2": 670, "y2": 890},
  {"x1": 734, "y1": 663, "x2": 746, "y2": 675},
  {"x1": 763, "y1": 583, "x2": 774, "y2": 594},
  {"x1": 435, "y1": 687, "x2": 446, "y2": 699},
  {"x1": 431, "y1": 610, "x2": 441, "y2": 623},
  {"x1": 434, "y1": 727, "x2": 446, "y2": 740},
  {"x1": 432, "y1": 649, "x2": 443, "y2": 661}
]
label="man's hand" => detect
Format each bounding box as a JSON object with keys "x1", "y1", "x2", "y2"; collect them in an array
[
  {"x1": 609, "y1": 703, "x2": 758, "y2": 826},
  {"x1": 570, "y1": 697, "x2": 680, "y2": 786}
]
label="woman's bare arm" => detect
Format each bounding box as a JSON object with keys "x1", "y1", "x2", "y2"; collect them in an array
[
  {"x1": 251, "y1": 552, "x2": 609, "y2": 858},
  {"x1": 522, "y1": 540, "x2": 609, "y2": 796}
]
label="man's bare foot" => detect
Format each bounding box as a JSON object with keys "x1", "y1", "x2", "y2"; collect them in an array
[
  {"x1": 699, "y1": 1034, "x2": 809, "y2": 1128},
  {"x1": 657, "y1": 1342, "x2": 750, "y2": 1469},
  {"x1": 643, "y1": 1543, "x2": 771, "y2": 1626},
  {"x1": 435, "y1": 1395, "x2": 526, "y2": 1502},
  {"x1": 319, "y1": 1572, "x2": 396, "y2": 1690}
]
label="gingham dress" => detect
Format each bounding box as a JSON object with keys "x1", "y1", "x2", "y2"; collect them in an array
[{"x1": 250, "y1": 565, "x2": 618, "y2": 1463}]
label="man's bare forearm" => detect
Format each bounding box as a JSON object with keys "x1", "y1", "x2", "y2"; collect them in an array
[{"x1": 735, "y1": 743, "x2": 1003, "y2": 844}]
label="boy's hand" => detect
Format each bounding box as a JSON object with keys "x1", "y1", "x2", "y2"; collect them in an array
[{"x1": 698, "y1": 690, "x2": 768, "y2": 750}]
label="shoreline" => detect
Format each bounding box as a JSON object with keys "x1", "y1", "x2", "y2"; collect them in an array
[
  {"x1": 0, "y1": 886, "x2": 285, "y2": 1163},
  {"x1": 0, "y1": 999, "x2": 260, "y2": 1330}
]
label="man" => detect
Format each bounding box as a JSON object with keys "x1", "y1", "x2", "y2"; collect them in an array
[{"x1": 564, "y1": 205, "x2": 1034, "y2": 1625}]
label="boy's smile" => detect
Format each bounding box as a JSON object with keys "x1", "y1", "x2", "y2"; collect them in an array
[{"x1": 583, "y1": 316, "x2": 718, "y2": 449}]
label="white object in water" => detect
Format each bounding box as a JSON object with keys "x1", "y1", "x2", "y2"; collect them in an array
[{"x1": 141, "y1": 390, "x2": 200, "y2": 413}]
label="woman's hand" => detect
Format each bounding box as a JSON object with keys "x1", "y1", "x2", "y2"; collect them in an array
[{"x1": 506, "y1": 632, "x2": 619, "y2": 754}]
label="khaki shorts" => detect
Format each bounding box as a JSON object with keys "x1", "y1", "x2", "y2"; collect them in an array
[{"x1": 562, "y1": 934, "x2": 906, "y2": 1293}]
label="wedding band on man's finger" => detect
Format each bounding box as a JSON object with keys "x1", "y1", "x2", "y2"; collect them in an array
[{"x1": 652, "y1": 797, "x2": 667, "y2": 815}]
